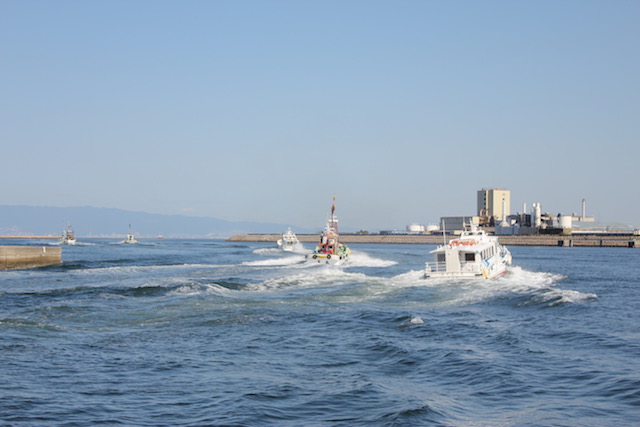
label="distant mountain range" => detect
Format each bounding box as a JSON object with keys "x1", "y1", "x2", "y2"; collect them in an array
[{"x1": 0, "y1": 205, "x2": 311, "y2": 238}]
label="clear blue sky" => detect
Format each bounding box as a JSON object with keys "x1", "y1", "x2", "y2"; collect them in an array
[{"x1": 2, "y1": 1, "x2": 638, "y2": 231}]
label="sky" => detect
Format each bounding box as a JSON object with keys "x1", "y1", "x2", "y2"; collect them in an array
[{"x1": 1, "y1": 0, "x2": 639, "y2": 231}]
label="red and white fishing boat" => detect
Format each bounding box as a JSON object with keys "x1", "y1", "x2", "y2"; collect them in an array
[{"x1": 306, "y1": 197, "x2": 350, "y2": 265}]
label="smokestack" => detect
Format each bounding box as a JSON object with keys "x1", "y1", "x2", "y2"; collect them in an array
[
  {"x1": 582, "y1": 198, "x2": 586, "y2": 220},
  {"x1": 502, "y1": 198, "x2": 506, "y2": 222}
]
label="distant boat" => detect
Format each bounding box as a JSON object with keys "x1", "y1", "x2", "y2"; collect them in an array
[
  {"x1": 277, "y1": 228, "x2": 299, "y2": 251},
  {"x1": 60, "y1": 223, "x2": 77, "y2": 245},
  {"x1": 424, "y1": 224, "x2": 512, "y2": 279},
  {"x1": 306, "y1": 197, "x2": 350, "y2": 264},
  {"x1": 123, "y1": 224, "x2": 138, "y2": 244}
]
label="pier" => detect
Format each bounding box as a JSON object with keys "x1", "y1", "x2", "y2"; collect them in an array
[
  {"x1": 0, "y1": 246, "x2": 62, "y2": 270},
  {"x1": 228, "y1": 233, "x2": 640, "y2": 248}
]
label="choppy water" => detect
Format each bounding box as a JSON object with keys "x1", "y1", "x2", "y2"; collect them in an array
[{"x1": 1, "y1": 239, "x2": 639, "y2": 426}]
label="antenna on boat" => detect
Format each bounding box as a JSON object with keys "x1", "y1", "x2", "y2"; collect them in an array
[
  {"x1": 329, "y1": 195, "x2": 338, "y2": 233},
  {"x1": 441, "y1": 218, "x2": 446, "y2": 246}
]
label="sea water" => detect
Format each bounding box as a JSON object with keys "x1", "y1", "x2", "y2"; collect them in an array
[{"x1": 1, "y1": 239, "x2": 639, "y2": 426}]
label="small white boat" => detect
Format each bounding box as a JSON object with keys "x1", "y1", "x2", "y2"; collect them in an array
[
  {"x1": 123, "y1": 224, "x2": 138, "y2": 244},
  {"x1": 425, "y1": 225, "x2": 512, "y2": 279},
  {"x1": 306, "y1": 197, "x2": 350, "y2": 265},
  {"x1": 61, "y1": 223, "x2": 77, "y2": 245},
  {"x1": 277, "y1": 228, "x2": 299, "y2": 251}
]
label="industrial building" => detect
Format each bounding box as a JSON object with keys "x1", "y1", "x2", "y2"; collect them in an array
[
  {"x1": 477, "y1": 188, "x2": 510, "y2": 226},
  {"x1": 407, "y1": 188, "x2": 599, "y2": 236}
]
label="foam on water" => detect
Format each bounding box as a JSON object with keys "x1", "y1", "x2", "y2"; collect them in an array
[
  {"x1": 253, "y1": 243, "x2": 307, "y2": 256},
  {"x1": 245, "y1": 268, "x2": 370, "y2": 292},
  {"x1": 167, "y1": 282, "x2": 235, "y2": 297},
  {"x1": 418, "y1": 266, "x2": 598, "y2": 307},
  {"x1": 253, "y1": 248, "x2": 283, "y2": 256},
  {"x1": 339, "y1": 265, "x2": 599, "y2": 308},
  {"x1": 244, "y1": 248, "x2": 396, "y2": 269},
  {"x1": 69, "y1": 263, "x2": 227, "y2": 275},
  {"x1": 242, "y1": 256, "x2": 306, "y2": 267},
  {"x1": 347, "y1": 250, "x2": 398, "y2": 267},
  {"x1": 399, "y1": 316, "x2": 425, "y2": 326}
]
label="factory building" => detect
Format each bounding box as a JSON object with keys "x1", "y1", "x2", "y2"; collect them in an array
[
  {"x1": 415, "y1": 188, "x2": 597, "y2": 236},
  {"x1": 477, "y1": 188, "x2": 510, "y2": 225},
  {"x1": 495, "y1": 199, "x2": 596, "y2": 235}
]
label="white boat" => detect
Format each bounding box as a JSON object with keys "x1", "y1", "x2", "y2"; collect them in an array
[
  {"x1": 61, "y1": 223, "x2": 77, "y2": 245},
  {"x1": 306, "y1": 197, "x2": 350, "y2": 265},
  {"x1": 277, "y1": 228, "x2": 299, "y2": 251},
  {"x1": 424, "y1": 225, "x2": 512, "y2": 279},
  {"x1": 123, "y1": 224, "x2": 138, "y2": 244}
]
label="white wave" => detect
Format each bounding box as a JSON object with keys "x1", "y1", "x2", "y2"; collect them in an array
[
  {"x1": 498, "y1": 266, "x2": 565, "y2": 292},
  {"x1": 253, "y1": 248, "x2": 282, "y2": 256},
  {"x1": 391, "y1": 270, "x2": 426, "y2": 282},
  {"x1": 345, "y1": 250, "x2": 398, "y2": 268},
  {"x1": 289, "y1": 243, "x2": 307, "y2": 253},
  {"x1": 399, "y1": 316, "x2": 425, "y2": 327},
  {"x1": 245, "y1": 269, "x2": 369, "y2": 292},
  {"x1": 71, "y1": 263, "x2": 228, "y2": 276},
  {"x1": 242, "y1": 256, "x2": 306, "y2": 267},
  {"x1": 167, "y1": 282, "x2": 233, "y2": 297},
  {"x1": 486, "y1": 266, "x2": 598, "y2": 306},
  {"x1": 380, "y1": 266, "x2": 597, "y2": 308},
  {"x1": 254, "y1": 243, "x2": 307, "y2": 256},
  {"x1": 246, "y1": 248, "x2": 396, "y2": 269},
  {"x1": 525, "y1": 288, "x2": 598, "y2": 306}
]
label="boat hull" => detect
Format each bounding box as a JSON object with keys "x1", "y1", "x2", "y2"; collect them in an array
[
  {"x1": 277, "y1": 239, "x2": 297, "y2": 251},
  {"x1": 277, "y1": 228, "x2": 299, "y2": 252},
  {"x1": 305, "y1": 251, "x2": 350, "y2": 265}
]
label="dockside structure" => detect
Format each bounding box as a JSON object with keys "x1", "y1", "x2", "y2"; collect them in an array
[{"x1": 228, "y1": 233, "x2": 640, "y2": 248}]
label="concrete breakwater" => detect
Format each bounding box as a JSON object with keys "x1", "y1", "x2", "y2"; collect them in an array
[
  {"x1": 0, "y1": 246, "x2": 62, "y2": 270},
  {"x1": 0, "y1": 235, "x2": 59, "y2": 239},
  {"x1": 228, "y1": 234, "x2": 640, "y2": 248}
]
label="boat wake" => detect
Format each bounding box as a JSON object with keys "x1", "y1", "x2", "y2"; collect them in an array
[
  {"x1": 244, "y1": 269, "x2": 370, "y2": 292},
  {"x1": 167, "y1": 282, "x2": 236, "y2": 297},
  {"x1": 496, "y1": 266, "x2": 597, "y2": 306},
  {"x1": 253, "y1": 245, "x2": 307, "y2": 256},
  {"x1": 245, "y1": 248, "x2": 396, "y2": 269},
  {"x1": 242, "y1": 256, "x2": 306, "y2": 267},
  {"x1": 410, "y1": 266, "x2": 597, "y2": 307},
  {"x1": 253, "y1": 248, "x2": 284, "y2": 256},
  {"x1": 347, "y1": 250, "x2": 398, "y2": 268}
]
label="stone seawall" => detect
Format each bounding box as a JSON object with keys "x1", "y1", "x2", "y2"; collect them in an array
[
  {"x1": 0, "y1": 246, "x2": 62, "y2": 270},
  {"x1": 228, "y1": 234, "x2": 640, "y2": 248}
]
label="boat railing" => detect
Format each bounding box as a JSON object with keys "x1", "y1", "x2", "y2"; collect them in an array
[
  {"x1": 425, "y1": 260, "x2": 483, "y2": 273},
  {"x1": 425, "y1": 261, "x2": 446, "y2": 273}
]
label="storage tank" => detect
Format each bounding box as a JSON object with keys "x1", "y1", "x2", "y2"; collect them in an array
[
  {"x1": 559, "y1": 215, "x2": 572, "y2": 229},
  {"x1": 406, "y1": 224, "x2": 425, "y2": 233},
  {"x1": 425, "y1": 224, "x2": 440, "y2": 233}
]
